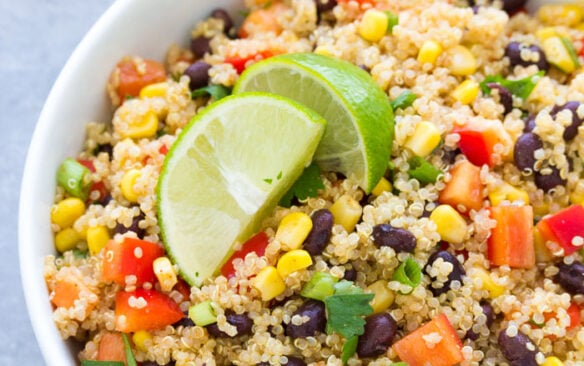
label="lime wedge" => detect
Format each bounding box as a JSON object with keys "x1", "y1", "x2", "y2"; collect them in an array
[
  {"x1": 157, "y1": 92, "x2": 326, "y2": 286},
  {"x1": 234, "y1": 53, "x2": 394, "y2": 193}
]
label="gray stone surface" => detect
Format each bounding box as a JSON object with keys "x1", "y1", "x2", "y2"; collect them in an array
[{"x1": 0, "y1": 0, "x2": 115, "y2": 364}]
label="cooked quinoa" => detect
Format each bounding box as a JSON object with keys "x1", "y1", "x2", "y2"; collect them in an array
[{"x1": 45, "y1": 0, "x2": 584, "y2": 365}]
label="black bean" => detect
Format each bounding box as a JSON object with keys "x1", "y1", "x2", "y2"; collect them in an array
[
  {"x1": 465, "y1": 301, "x2": 496, "y2": 340},
  {"x1": 551, "y1": 101, "x2": 584, "y2": 141},
  {"x1": 184, "y1": 61, "x2": 212, "y2": 90},
  {"x1": 303, "y1": 209, "x2": 333, "y2": 256},
  {"x1": 173, "y1": 311, "x2": 194, "y2": 328},
  {"x1": 498, "y1": 328, "x2": 538, "y2": 366},
  {"x1": 505, "y1": 41, "x2": 549, "y2": 71},
  {"x1": 487, "y1": 83, "x2": 513, "y2": 114},
  {"x1": 96, "y1": 143, "x2": 113, "y2": 159},
  {"x1": 371, "y1": 224, "x2": 417, "y2": 253},
  {"x1": 523, "y1": 115, "x2": 536, "y2": 132},
  {"x1": 285, "y1": 300, "x2": 326, "y2": 338},
  {"x1": 441, "y1": 148, "x2": 459, "y2": 165},
  {"x1": 554, "y1": 261, "x2": 584, "y2": 295},
  {"x1": 535, "y1": 166, "x2": 566, "y2": 192},
  {"x1": 114, "y1": 209, "x2": 146, "y2": 239},
  {"x1": 190, "y1": 36, "x2": 211, "y2": 59},
  {"x1": 206, "y1": 311, "x2": 253, "y2": 338},
  {"x1": 501, "y1": 0, "x2": 528, "y2": 15},
  {"x1": 343, "y1": 267, "x2": 357, "y2": 281},
  {"x1": 314, "y1": 0, "x2": 337, "y2": 14},
  {"x1": 425, "y1": 250, "x2": 466, "y2": 296},
  {"x1": 356, "y1": 313, "x2": 397, "y2": 358},
  {"x1": 210, "y1": 8, "x2": 234, "y2": 34},
  {"x1": 513, "y1": 132, "x2": 543, "y2": 173}
]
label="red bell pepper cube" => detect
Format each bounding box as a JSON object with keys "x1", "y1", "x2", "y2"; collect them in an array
[
  {"x1": 541, "y1": 302, "x2": 582, "y2": 330},
  {"x1": 220, "y1": 231, "x2": 269, "y2": 279},
  {"x1": 102, "y1": 237, "x2": 165, "y2": 287},
  {"x1": 114, "y1": 288, "x2": 183, "y2": 333},
  {"x1": 488, "y1": 205, "x2": 535, "y2": 269},
  {"x1": 97, "y1": 333, "x2": 126, "y2": 363},
  {"x1": 453, "y1": 119, "x2": 511, "y2": 167},
  {"x1": 536, "y1": 204, "x2": 584, "y2": 256},
  {"x1": 225, "y1": 51, "x2": 274, "y2": 74},
  {"x1": 439, "y1": 160, "x2": 484, "y2": 213},
  {"x1": 392, "y1": 313, "x2": 464, "y2": 366}
]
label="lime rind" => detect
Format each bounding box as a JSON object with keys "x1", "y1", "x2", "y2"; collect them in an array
[
  {"x1": 157, "y1": 92, "x2": 326, "y2": 286},
  {"x1": 234, "y1": 53, "x2": 394, "y2": 193}
]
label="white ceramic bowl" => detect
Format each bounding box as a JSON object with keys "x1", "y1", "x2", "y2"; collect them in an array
[{"x1": 19, "y1": 0, "x2": 239, "y2": 364}]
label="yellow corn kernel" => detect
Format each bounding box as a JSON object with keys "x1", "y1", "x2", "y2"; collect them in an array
[
  {"x1": 153, "y1": 257, "x2": 178, "y2": 292},
  {"x1": 358, "y1": 9, "x2": 389, "y2": 42},
  {"x1": 471, "y1": 267, "x2": 505, "y2": 298},
  {"x1": 86, "y1": 226, "x2": 111, "y2": 256},
  {"x1": 488, "y1": 182, "x2": 530, "y2": 206},
  {"x1": 569, "y1": 190, "x2": 584, "y2": 205},
  {"x1": 534, "y1": 227, "x2": 554, "y2": 263},
  {"x1": 451, "y1": 79, "x2": 479, "y2": 105},
  {"x1": 276, "y1": 249, "x2": 313, "y2": 278},
  {"x1": 417, "y1": 40, "x2": 443, "y2": 65},
  {"x1": 132, "y1": 330, "x2": 152, "y2": 353},
  {"x1": 121, "y1": 169, "x2": 141, "y2": 203},
  {"x1": 429, "y1": 204, "x2": 468, "y2": 244},
  {"x1": 446, "y1": 45, "x2": 477, "y2": 76},
  {"x1": 314, "y1": 46, "x2": 334, "y2": 57},
  {"x1": 543, "y1": 356, "x2": 565, "y2": 366},
  {"x1": 542, "y1": 36, "x2": 577, "y2": 73},
  {"x1": 51, "y1": 197, "x2": 86, "y2": 229},
  {"x1": 371, "y1": 177, "x2": 392, "y2": 197},
  {"x1": 139, "y1": 82, "x2": 168, "y2": 99},
  {"x1": 275, "y1": 212, "x2": 313, "y2": 251},
  {"x1": 538, "y1": 5, "x2": 582, "y2": 27},
  {"x1": 536, "y1": 27, "x2": 558, "y2": 41},
  {"x1": 55, "y1": 228, "x2": 82, "y2": 253},
  {"x1": 122, "y1": 110, "x2": 159, "y2": 139},
  {"x1": 366, "y1": 280, "x2": 395, "y2": 314},
  {"x1": 251, "y1": 266, "x2": 286, "y2": 301},
  {"x1": 533, "y1": 201, "x2": 550, "y2": 217},
  {"x1": 329, "y1": 195, "x2": 363, "y2": 232},
  {"x1": 404, "y1": 121, "x2": 441, "y2": 158}
]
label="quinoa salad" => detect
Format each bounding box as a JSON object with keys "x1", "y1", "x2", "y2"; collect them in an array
[{"x1": 44, "y1": 0, "x2": 584, "y2": 365}]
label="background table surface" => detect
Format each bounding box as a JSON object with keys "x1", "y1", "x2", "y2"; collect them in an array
[{"x1": 1, "y1": 0, "x2": 115, "y2": 364}]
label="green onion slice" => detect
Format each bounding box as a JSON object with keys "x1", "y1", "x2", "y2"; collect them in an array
[{"x1": 392, "y1": 257, "x2": 422, "y2": 294}]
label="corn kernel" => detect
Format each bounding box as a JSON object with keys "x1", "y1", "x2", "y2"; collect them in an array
[
  {"x1": 122, "y1": 110, "x2": 159, "y2": 139},
  {"x1": 275, "y1": 212, "x2": 313, "y2": 251},
  {"x1": 536, "y1": 26, "x2": 559, "y2": 41},
  {"x1": 358, "y1": 9, "x2": 389, "y2": 42},
  {"x1": 542, "y1": 36, "x2": 577, "y2": 73},
  {"x1": 139, "y1": 82, "x2": 168, "y2": 99},
  {"x1": 446, "y1": 45, "x2": 477, "y2": 76},
  {"x1": 55, "y1": 228, "x2": 82, "y2": 253},
  {"x1": 132, "y1": 330, "x2": 152, "y2": 353},
  {"x1": 51, "y1": 197, "x2": 86, "y2": 229},
  {"x1": 86, "y1": 226, "x2": 111, "y2": 256},
  {"x1": 121, "y1": 169, "x2": 141, "y2": 203},
  {"x1": 569, "y1": 190, "x2": 584, "y2": 205},
  {"x1": 366, "y1": 280, "x2": 395, "y2": 314},
  {"x1": 417, "y1": 40, "x2": 443, "y2": 65},
  {"x1": 488, "y1": 181, "x2": 530, "y2": 206},
  {"x1": 543, "y1": 356, "x2": 565, "y2": 366},
  {"x1": 534, "y1": 227, "x2": 554, "y2": 263},
  {"x1": 538, "y1": 5, "x2": 582, "y2": 27},
  {"x1": 251, "y1": 266, "x2": 286, "y2": 301},
  {"x1": 276, "y1": 249, "x2": 313, "y2": 278},
  {"x1": 371, "y1": 177, "x2": 392, "y2": 197},
  {"x1": 451, "y1": 79, "x2": 479, "y2": 105},
  {"x1": 314, "y1": 46, "x2": 334, "y2": 57},
  {"x1": 329, "y1": 195, "x2": 363, "y2": 232},
  {"x1": 404, "y1": 121, "x2": 442, "y2": 158},
  {"x1": 430, "y1": 204, "x2": 468, "y2": 244},
  {"x1": 153, "y1": 257, "x2": 178, "y2": 292},
  {"x1": 533, "y1": 201, "x2": 550, "y2": 217},
  {"x1": 472, "y1": 267, "x2": 505, "y2": 298}
]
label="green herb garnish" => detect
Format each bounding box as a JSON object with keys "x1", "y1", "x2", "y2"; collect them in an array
[
  {"x1": 407, "y1": 156, "x2": 441, "y2": 185},
  {"x1": 341, "y1": 335, "x2": 359, "y2": 364},
  {"x1": 191, "y1": 84, "x2": 232, "y2": 101},
  {"x1": 561, "y1": 37, "x2": 580, "y2": 69},
  {"x1": 392, "y1": 257, "x2": 422, "y2": 294},
  {"x1": 121, "y1": 333, "x2": 137, "y2": 366},
  {"x1": 325, "y1": 293, "x2": 374, "y2": 338},
  {"x1": 480, "y1": 71, "x2": 544, "y2": 100},
  {"x1": 390, "y1": 90, "x2": 417, "y2": 110},
  {"x1": 279, "y1": 162, "x2": 324, "y2": 207},
  {"x1": 385, "y1": 11, "x2": 399, "y2": 34},
  {"x1": 301, "y1": 272, "x2": 338, "y2": 301}
]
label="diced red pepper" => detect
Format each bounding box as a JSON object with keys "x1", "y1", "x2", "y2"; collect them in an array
[
  {"x1": 173, "y1": 278, "x2": 192, "y2": 302},
  {"x1": 77, "y1": 159, "x2": 110, "y2": 203},
  {"x1": 114, "y1": 288, "x2": 183, "y2": 333},
  {"x1": 220, "y1": 231, "x2": 269, "y2": 279},
  {"x1": 159, "y1": 144, "x2": 169, "y2": 155},
  {"x1": 77, "y1": 159, "x2": 96, "y2": 172},
  {"x1": 225, "y1": 50, "x2": 274, "y2": 74},
  {"x1": 439, "y1": 160, "x2": 484, "y2": 213},
  {"x1": 542, "y1": 303, "x2": 582, "y2": 330},
  {"x1": 392, "y1": 313, "x2": 464, "y2": 366},
  {"x1": 536, "y1": 204, "x2": 584, "y2": 256},
  {"x1": 488, "y1": 205, "x2": 535, "y2": 269},
  {"x1": 111, "y1": 57, "x2": 166, "y2": 103},
  {"x1": 97, "y1": 333, "x2": 126, "y2": 364},
  {"x1": 453, "y1": 119, "x2": 511, "y2": 167},
  {"x1": 102, "y1": 237, "x2": 164, "y2": 287}
]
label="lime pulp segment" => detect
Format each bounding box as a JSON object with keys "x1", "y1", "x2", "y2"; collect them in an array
[{"x1": 157, "y1": 92, "x2": 326, "y2": 286}]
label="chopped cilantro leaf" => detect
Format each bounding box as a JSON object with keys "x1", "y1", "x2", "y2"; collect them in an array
[
  {"x1": 324, "y1": 293, "x2": 374, "y2": 339},
  {"x1": 279, "y1": 162, "x2": 324, "y2": 207},
  {"x1": 390, "y1": 90, "x2": 417, "y2": 110},
  {"x1": 480, "y1": 71, "x2": 544, "y2": 100},
  {"x1": 334, "y1": 280, "x2": 364, "y2": 295},
  {"x1": 122, "y1": 334, "x2": 137, "y2": 366},
  {"x1": 407, "y1": 156, "x2": 441, "y2": 185},
  {"x1": 191, "y1": 84, "x2": 232, "y2": 101},
  {"x1": 341, "y1": 335, "x2": 359, "y2": 364}
]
